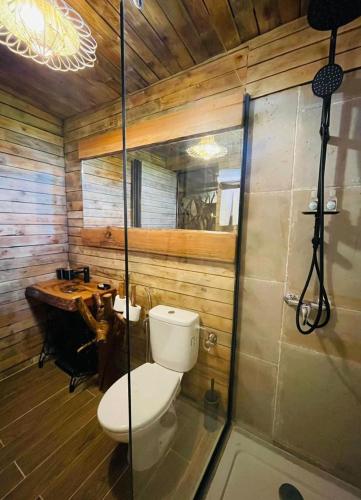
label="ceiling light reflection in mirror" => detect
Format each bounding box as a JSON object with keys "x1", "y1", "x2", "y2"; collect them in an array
[{"x1": 187, "y1": 135, "x2": 228, "y2": 162}]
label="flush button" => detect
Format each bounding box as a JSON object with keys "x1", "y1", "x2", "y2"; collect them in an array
[{"x1": 168, "y1": 310, "x2": 175, "y2": 314}]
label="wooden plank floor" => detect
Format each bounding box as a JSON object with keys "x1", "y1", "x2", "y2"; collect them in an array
[
  {"x1": 0, "y1": 362, "x2": 223, "y2": 499},
  {"x1": 0, "y1": 362, "x2": 130, "y2": 500}
]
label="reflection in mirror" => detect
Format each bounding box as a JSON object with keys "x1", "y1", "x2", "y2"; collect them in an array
[
  {"x1": 131, "y1": 150, "x2": 177, "y2": 228},
  {"x1": 82, "y1": 128, "x2": 241, "y2": 232},
  {"x1": 82, "y1": 155, "x2": 129, "y2": 227}
]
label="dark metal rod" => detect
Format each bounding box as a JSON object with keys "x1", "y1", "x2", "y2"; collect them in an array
[
  {"x1": 227, "y1": 93, "x2": 251, "y2": 420},
  {"x1": 119, "y1": 1, "x2": 134, "y2": 497},
  {"x1": 329, "y1": 28, "x2": 338, "y2": 64}
]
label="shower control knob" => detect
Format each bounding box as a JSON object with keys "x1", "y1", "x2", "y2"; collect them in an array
[
  {"x1": 309, "y1": 200, "x2": 318, "y2": 211},
  {"x1": 326, "y1": 199, "x2": 337, "y2": 211},
  {"x1": 301, "y1": 303, "x2": 311, "y2": 326}
]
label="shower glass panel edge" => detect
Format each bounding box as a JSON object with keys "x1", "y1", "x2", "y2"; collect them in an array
[
  {"x1": 120, "y1": 1, "x2": 134, "y2": 498},
  {"x1": 195, "y1": 94, "x2": 251, "y2": 499}
]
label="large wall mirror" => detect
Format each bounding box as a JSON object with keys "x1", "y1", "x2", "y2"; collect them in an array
[{"x1": 82, "y1": 128, "x2": 242, "y2": 232}]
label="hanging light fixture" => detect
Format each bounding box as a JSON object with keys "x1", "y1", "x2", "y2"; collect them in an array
[
  {"x1": 0, "y1": 0, "x2": 97, "y2": 72},
  {"x1": 187, "y1": 135, "x2": 228, "y2": 161}
]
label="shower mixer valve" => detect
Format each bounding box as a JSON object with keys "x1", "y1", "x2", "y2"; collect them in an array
[{"x1": 284, "y1": 292, "x2": 331, "y2": 317}]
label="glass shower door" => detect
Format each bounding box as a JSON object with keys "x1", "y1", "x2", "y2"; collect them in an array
[
  {"x1": 126, "y1": 131, "x2": 242, "y2": 499},
  {"x1": 121, "y1": 2, "x2": 245, "y2": 498}
]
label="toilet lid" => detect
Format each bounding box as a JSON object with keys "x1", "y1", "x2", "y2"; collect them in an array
[{"x1": 97, "y1": 363, "x2": 182, "y2": 434}]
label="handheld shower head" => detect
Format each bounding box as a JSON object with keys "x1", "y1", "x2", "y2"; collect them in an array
[
  {"x1": 308, "y1": 0, "x2": 361, "y2": 31},
  {"x1": 312, "y1": 63, "x2": 344, "y2": 98}
]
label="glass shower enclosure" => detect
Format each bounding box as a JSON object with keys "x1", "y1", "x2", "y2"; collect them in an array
[{"x1": 119, "y1": 1, "x2": 249, "y2": 497}]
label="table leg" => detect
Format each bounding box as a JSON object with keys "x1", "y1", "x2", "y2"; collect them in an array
[{"x1": 38, "y1": 306, "x2": 52, "y2": 368}]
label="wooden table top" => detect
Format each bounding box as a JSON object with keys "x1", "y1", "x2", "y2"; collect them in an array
[{"x1": 25, "y1": 279, "x2": 116, "y2": 312}]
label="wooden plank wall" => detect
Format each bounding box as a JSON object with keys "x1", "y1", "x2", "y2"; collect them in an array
[
  {"x1": 63, "y1": 16, "x2": 361, "y2": 408},
  {"x1": 82, "y1": 156, "x2": 130, "y2": 227},
  {"x1": 67, "y1": 16, "x2": 361, "y2": 156},
  {"x1": 0, "y1": 90, "x2": 68, "y2": 377},
  {"x1": 80, "y1": 227, "x2": 236, "y2": 263},
  {"x1": 246, "y1": 17, "x2": 361, "y2": 96},
  {"x1": 139, "y1": 152, "x2": 177, "y2": 228},
  {"x1": 68, "y1": 245, "x2": 234, "y2": 409}
]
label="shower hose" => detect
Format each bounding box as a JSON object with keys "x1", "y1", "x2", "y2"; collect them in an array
[{"x1": 296, "y1": 92, "x2": 332, "y2": 334}]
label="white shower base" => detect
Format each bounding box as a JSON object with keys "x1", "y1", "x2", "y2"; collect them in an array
[{"x1": 206, "y1": 428, "x2": 361, "y2": 500}]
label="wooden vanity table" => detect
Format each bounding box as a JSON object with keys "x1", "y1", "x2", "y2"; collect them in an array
[
  {"x1": 26, "y1": 279, "x2": 116, "y2": 391},
  {"x1": 25, "y1": 278, "x2": 115, "y2": 312}
]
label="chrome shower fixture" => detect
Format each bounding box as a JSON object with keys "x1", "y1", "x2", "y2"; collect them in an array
[{"x1": 284, "y1": 293, "x2": 331, "y2": 328}]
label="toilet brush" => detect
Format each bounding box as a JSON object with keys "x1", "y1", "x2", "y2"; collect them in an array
[{"x1": 204, "y1": 378, "x2": 220, "y2": 431}]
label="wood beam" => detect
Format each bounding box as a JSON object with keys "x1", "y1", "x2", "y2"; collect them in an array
[
  {"x1": 78, "y1": 89, "x2": 244, "y2": 159},
  {"x1": 81, "y1": 227, "x2": 236, "y2": 263}
]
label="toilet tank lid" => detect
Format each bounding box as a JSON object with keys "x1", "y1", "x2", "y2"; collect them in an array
[{"x1": 149, "y1": 305, "x2": 199, "y2": 327}]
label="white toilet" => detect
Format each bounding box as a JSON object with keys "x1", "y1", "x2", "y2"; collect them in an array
[{"x1": 97, "y1": 305, "x2": 199, "y2": 470}]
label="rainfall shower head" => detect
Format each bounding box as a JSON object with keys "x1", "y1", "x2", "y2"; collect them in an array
[
  {"x1": 312, "y1": 63, "x2": 344, "y2": 98},
  {"x1": 307, "y1": 0, "x2": 361, "y2": 31}
]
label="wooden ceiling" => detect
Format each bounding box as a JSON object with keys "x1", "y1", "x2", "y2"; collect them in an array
[{"x1": 0, "y1": 0, "x2": 309, "y2": 119}]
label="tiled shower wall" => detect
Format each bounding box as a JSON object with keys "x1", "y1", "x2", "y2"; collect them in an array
[{"x1": 234, "y1": 70, "x2": 361, "y2": 488}]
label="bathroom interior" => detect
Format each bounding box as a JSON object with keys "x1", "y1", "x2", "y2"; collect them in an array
[{"x1": 0, "y1": 0, "x2": 360, "y2": 499}]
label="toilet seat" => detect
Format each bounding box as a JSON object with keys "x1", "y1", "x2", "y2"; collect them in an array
[{"x1": 97, "y1": 363, "x2": 182, "y2": 435}]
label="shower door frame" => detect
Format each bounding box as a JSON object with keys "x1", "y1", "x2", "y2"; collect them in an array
[{"x1": 194, "y1": 93, "x2": 251, "y2": 499}]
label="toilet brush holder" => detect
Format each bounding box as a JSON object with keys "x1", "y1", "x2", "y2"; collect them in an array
[
  {"x1": 113, "y1": 296, "x2": 141, "y2": 322},
  {"x1": 204, "y1": 378, "x2": 220, "y2": 432}
]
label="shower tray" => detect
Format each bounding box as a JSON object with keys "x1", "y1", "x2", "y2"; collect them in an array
[{"x1": 206, "y1": 429, "x2": 361, "y2": 500}]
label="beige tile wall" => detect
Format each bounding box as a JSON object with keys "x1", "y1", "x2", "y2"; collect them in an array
[{"x1": 234, "y1": 70, "x2": 361, "y2": 489}]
